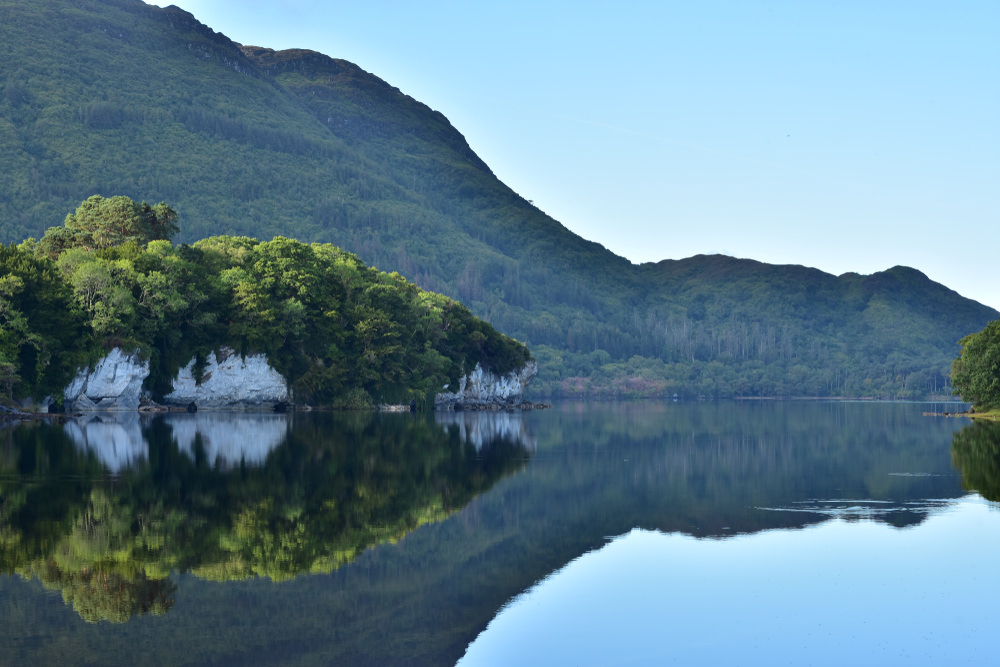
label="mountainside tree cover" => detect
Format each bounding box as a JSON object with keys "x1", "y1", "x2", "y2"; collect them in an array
[
  {"x1": 951, "y1": 320, "x2": 1000, "y2": 410},
  {"x1": 1, "y1": 196, "x2": 530, "y2": 407},
  {"x1": 0, "y1": 0, "x2": 995, "y2": 399}
]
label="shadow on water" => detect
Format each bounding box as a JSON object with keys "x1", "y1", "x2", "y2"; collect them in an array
[{"x1": 0, "y1": 401, "x2": 977, "y2": 665}]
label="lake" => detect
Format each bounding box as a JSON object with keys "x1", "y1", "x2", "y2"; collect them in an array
[{"x1": 1, "y1": 401, "x2": 998, "y2": 666}]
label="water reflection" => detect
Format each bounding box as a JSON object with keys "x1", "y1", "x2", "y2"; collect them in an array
[
  {"x1": 166, "y1": 412, "x2": 290, "y2": 469},
  {"x1": 0, "y1": 411, "x2": 533, "y2": 623},
  {"x1": 0, "y1": 402, "x2": 984, "y2": 666},
  {"x1": 951, "y1": 418, "x2": 1000, "y2": 501},
  {"x1": 63, "y1": 412, "x2": 291, "y2": 471},
  {"x1": 436, "y1": 411, "x2": 538, "y2": 452},
  {"x1": 64, "y1": 412, "x2": 146, "y2": 472}
]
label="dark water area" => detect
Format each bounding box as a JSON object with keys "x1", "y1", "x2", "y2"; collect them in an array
[{"x1": 1, "y1": 401, "x2": 998, "y2": 665}]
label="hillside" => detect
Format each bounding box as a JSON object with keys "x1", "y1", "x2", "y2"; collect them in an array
[{"x1": 0, "y1": 0, "x2": 995, "y2": 398}]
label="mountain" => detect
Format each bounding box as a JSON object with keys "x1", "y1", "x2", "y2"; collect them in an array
[{"x1": 1, "y1": 0, "x2": 995, "y2": 398}]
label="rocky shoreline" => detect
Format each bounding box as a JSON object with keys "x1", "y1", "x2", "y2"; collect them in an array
[{"x1": 4, "y1": 348, "x2": 542, "y2": 416}]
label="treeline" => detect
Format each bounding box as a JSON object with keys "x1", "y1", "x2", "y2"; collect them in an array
[
  {"x1": 0, "y1": 196, "x2": 531, "y2": 408},
  {"x1": 529, "y1": 347, "x2": 951, "y2": 400}
]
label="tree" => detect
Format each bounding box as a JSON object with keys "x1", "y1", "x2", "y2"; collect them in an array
[
  {"x1": 37, "y1": 195, "x2": 178, "y2": 258},
  {"x1": 952, "y1": 320, "x2": 1000, "y2": 410}
]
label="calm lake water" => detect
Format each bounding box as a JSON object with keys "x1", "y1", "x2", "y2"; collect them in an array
[{"x1": 2, "y1": 401, "x2": 998, "y2": 666}]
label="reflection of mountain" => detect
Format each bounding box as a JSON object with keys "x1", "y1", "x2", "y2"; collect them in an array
[
  {"x1": 0, "y1": 412, "x2": 532, "y2": 624},
  {"x1": 158, "y1": 401, "x2": 968, "y2": 666},
  {"x1": 0, "y1": 402, "x2": 970, "y2": 665}
]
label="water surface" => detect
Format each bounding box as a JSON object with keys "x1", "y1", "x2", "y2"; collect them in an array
[{"x1": 1, "y1": 401, "x2": 997, "y2": 665}]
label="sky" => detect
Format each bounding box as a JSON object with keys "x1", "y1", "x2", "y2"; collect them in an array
[{"x1": 147, "y1": 0, "x2": 999, "y2": 310}]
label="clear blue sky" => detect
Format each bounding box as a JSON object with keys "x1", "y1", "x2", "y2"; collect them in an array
[{"x1": 149, "y1": 0, "x2": 999, "y2": 311}]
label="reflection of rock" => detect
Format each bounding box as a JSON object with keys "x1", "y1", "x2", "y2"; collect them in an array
[
  {"x1": 64, "y1": 348, "x2": 150, "y2": 411},
  {"x1": 435, "y1": 411, "x2": 537, "y2": 452},
  {"x1": 64, "y1": 412, "x2": 289, "y2": 472},
  {"x1": 435, "y1": 360, "x2": 538, "y2": 410},
  {"x1": 164, "y1": 413, "x2": 289, "y2": 469},
  {"x1": 64, "y1": 412, "x2": 146, "y2": 472},
  {"x1": 164, "y1": 348, "x2": 289, "y2": 410}
]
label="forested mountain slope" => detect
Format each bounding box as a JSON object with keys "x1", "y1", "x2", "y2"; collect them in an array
[{"x1": 0, "y1": 0, "x2": 994, "y2": 398}]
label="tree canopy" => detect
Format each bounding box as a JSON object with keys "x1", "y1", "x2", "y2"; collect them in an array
[
  {"x1": 36, "y1": 195, "x2": 178, "y2": 259},
  {"x1": 1, "y1": 196, "x2": 531, "y2": 408},
  {"x1": 951, "y1": 320, "x2": 1000, "y2": 410}
]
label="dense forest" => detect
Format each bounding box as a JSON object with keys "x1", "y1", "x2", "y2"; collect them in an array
[
  {"x1": 0, "y1": 195, "x2": 531, "y2": 408},
  {"x1": 0, "y1": 0, "x2": 995, "y2": 399},
  {"x1": 951, "y1": 320, "x2": 1000, "y2": 411}
]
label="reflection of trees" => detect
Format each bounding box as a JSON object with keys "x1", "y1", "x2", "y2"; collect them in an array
[
  {"x1": 951, "y1": 420, "x2": 1000, "y2": 501},
  {"x1": 0, "y1": 403, "x2": 970, "y2": 665},
  {"x1": 0, "y1": 412, "x2": 531, "y2": 622},
  {"x1": 34, "y1": 561, "x2": 175, "y2": 623}
]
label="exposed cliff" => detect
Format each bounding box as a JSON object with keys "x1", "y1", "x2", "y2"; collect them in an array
[
  {"x1": 164, "y1": 348, "x2": 290, "y2": 410},
  {"x1": 435, "y1": 361, "x2": 538, "y2": 410},
  {"x1": 63, "y1": 348, "x2": 535, "y2": 412},
  {"x1": 64, "y1": 347, "x2": 289, "y2": 412},
  {"x1": 64, "y1": 348, "x2": 150, "y2": 411}
]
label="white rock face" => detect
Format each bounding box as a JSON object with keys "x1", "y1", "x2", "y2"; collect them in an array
[
  {"x1": 434, "y1": 360, "x2": 538, "y2": 410},
  {"x1": 164, "y1": 347, "x2": 289, "y2": 409},
  {"x1": 64, "y1": 348, "x2": 150, "y2": 411}
]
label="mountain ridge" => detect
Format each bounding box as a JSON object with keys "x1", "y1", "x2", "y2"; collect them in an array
[{"x1": 0, "y1": 0, "x2": 995, "y2": 398}]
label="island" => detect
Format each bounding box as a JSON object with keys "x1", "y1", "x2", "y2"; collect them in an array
[{"x1": 0, "y1": 196, "x2": 536, "y2": 413}]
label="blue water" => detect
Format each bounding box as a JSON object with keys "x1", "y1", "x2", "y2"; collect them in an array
[{"x1": 1, "y1": 401, "x2": 996, "y2": 666}]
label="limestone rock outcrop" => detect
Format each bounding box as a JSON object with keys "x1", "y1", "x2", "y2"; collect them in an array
[
  {"x1": 434, "y1": 360, "x2": 537, "y2": 410},
  {"x1": 163, "y1": 347, "x2": 289, "y2": 410},
  {"x1": 64, "y1": 347, "x2": 289, "y2": 412},
  {"x1": 64, "y1": 348, "x2": 150, "y2": 411}
]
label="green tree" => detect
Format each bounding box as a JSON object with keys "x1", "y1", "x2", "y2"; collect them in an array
[
  {"x1": 37, "y1": 195, "x2": 178, "y2": 259},
  {"x1": 952, "y1": 320, "x2": 1000, "y2": 410},
  {"x1": 0, "y1": 243, "x2": 89, "y2": 401}
]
